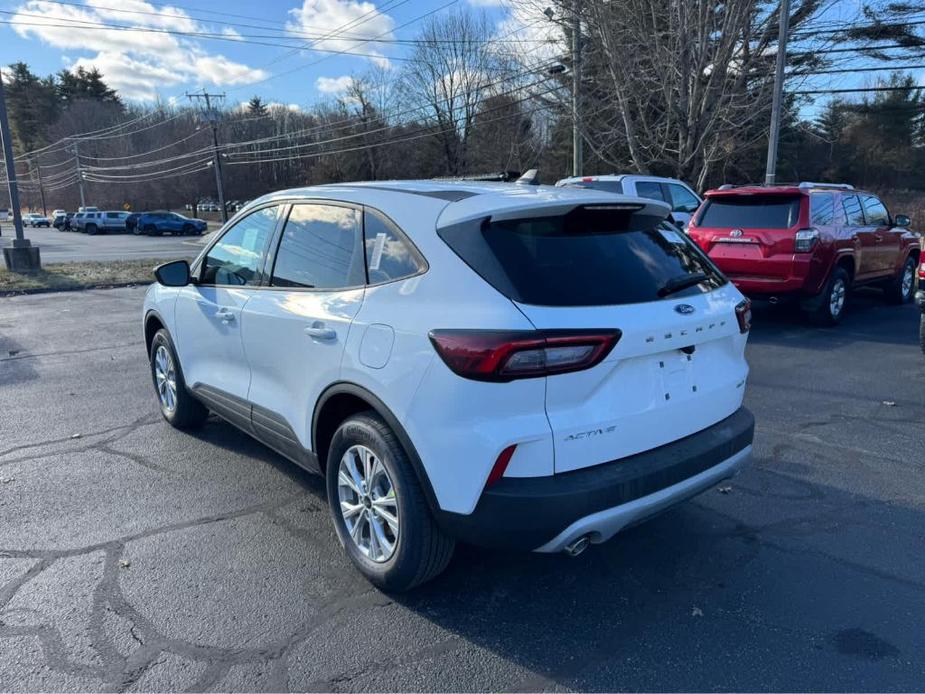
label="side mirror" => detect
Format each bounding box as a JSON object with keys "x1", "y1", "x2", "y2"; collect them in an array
[
  {"x1": 894, "y1": 214, "x2": 911, "y2": 228},
  {"x1": 154, "y1": 260, "x2": 191, "y2": 287}
]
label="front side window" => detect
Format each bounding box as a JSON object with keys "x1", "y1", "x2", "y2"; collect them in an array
[
  {"x1": 810, "y1": 193, "x2": 836, "y2": 225},
  {"x1": 271, "y1": 204, "x2": 364, "y2": 289},
  {"x1": 364, "y1": 211, "x2": 424, "y2": 284},
  {"x1": 201, "y1": 206, "x2": 278, "y2": 286},
  {"x1": 667, "y1": 184, "x2": 700, "y2": 213},
  {"x1": 842, "y1": 195, "x2": 866, "y2": 226},
  {"x1": 635, "y1": 181, "x2": 666, "y2": 202},
  {"x1": 862, "y1": 196, "x2": 889, "y2": 226}
]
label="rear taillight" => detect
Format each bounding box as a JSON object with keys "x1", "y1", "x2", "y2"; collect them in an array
[
  {"x1": 428, "y1": 329, "x2": 622, "y2": 382},
  {"x1": 794, "y1": 228, "x2": 819, "y2": 252},
  {"x1": 735, "y1": 299, "x2": 752, "y2": 333}
]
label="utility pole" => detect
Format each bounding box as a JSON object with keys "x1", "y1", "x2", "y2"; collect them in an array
[
  {"x1": 571, "y1": 0, "x2": 582, "y2": 177},
  {"x1": 187, "y1": 90, "x2": 228, "y2": 223},
  {"x1": 32, "y1": 157, "x2": 47, "y2": 217},
  {"x1": 0, "y1": 68, "x2": 40, "y2": 271},
  {"x1": 764, "y1": 0, "x2": 791, "y2": 186},
  {"x1": 73, "y1": 141, "x2": 86, "y2": 209}
]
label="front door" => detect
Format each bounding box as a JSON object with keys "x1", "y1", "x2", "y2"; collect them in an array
[
  {"x1": 243, "y1": 202, "x2": 367, "y2": 454},
  {"x1": 173, "y1": 205, "x2": 281, "y2": 407},
  {"x1": 862, "y1": 195, "x2": 897, "y2": 275}
]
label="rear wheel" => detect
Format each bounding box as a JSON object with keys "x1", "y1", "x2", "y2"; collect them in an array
[
  {"x1": 808, "y1": 267, "x2": 850, "y2": 326},
  {"x1": 149, "y1": 329, "x2": 208, "y2": 429},
  {"x1": 884, "y1": 256, "x2": 916, "y2": 304},
  {"x1": 326, "y1": 412, "x2": 454, "y2": 591}
]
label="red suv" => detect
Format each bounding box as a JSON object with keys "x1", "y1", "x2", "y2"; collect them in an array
[{"x1": 688, "y1": 183, "x2": 920, "y2": 324}]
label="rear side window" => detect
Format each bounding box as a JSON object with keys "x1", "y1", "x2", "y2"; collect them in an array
[
  {"x1": 635, "y1": 181, "x2": 666, "y2": 202},
  {"x1": 271, "y1": 204, "x2": 364, "y2": 289},
  {"x1": 363, "y1": 210, "x2": 424, "y2": 284},
  {"x1": 667, "y1": 184, "x2": 700, "y2": 213},
  {"x1": 862, "y1": 196, "x2": 889, "y2": 225},
  {"x1": 438, "y1": 207, "x2": 725, "y2": 306},
  {"x1": 810, "y1": 193, "x2": 837, "y2": 225},
  {"x1": 842, "y1": 195, "x2": 866, "y2": 226},
  {"x1": 698, "y1": 195, "x2": 800, "y2": 229}
]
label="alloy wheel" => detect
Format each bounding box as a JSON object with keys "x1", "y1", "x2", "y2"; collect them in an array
[
  {"x1": 901, "y1": 263, "x2": 915, "y2": 299},
  {"x1": 337, "y1": 444, "x2": 399, "y2": 563},
  {"x1": 830, "y1": 278, "x2": 846, "y2": 318},
  {"x1": 154, "y1": 345, "x2": 178, "y2": 413}
]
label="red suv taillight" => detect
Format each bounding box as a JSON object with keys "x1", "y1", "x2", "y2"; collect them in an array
[
  {"x1": 735, "y1": 299, "x2": 752, "y2": 333},
  {"x1": 794, "y1": 228, "x2": 819, "y2": 252},
  {"x1": 428, "y1": 329, "x2": 622, "y2": 382}
]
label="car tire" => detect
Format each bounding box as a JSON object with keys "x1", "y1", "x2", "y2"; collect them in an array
[
  {"x1": 884, "y1": 256, "x2": 916, "y2": 305},
  {"x1": 326, "y1": 412, "x2": 455, "y2": 592},
  {"x1": 149, "y1": 329, "x2": 208, "y2": 429},
  {"x1": 86, "y1": 224, "x2": 97, "y2": 235},
  {"x1": 144, "y1": 225, "x2": 157, "y2": 236},
  {"x1": 808, "y1": 266, "x2": 850, "y2": 326},
  {"x1": 182, "y1": 223, "x2": 193, "y2": 235}
]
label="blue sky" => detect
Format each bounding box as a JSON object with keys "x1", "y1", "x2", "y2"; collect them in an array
[
  {"x1": 0, "y1": 0, "x2": 514, "y2": 107},
  {"x1": 1, "y1": 0, "x2": 923, "y2": 118}
]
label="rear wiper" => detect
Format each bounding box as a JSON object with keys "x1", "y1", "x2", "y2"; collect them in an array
[{"x1": 658, "y1": 271, "x2": 709, "y2": 297}]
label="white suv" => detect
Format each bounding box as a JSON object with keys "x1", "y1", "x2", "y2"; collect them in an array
[
  {"x1": 557, "y1": 174, "x2": 703, "y2": 229},
  {"x1": 143, "y1": 181, "x2": 754, "y2": 590}
]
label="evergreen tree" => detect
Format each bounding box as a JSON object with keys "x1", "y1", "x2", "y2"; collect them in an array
[{"x1": 247, "y1": 96, "x2": 268, "y2": 117}]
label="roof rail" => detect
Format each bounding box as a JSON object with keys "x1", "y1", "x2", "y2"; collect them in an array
[
  {"x1": 797, "y1": 181, "x2": 854, "y2": 190},
  {"x1": 431, "y1": 170, "x2": 521, "y2": 183}
]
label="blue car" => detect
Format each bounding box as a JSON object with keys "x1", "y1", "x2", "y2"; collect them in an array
[{"x1": 137, "y1": 211, "x2": 208, "y2": 236}]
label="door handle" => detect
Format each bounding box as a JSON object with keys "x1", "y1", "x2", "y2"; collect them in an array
[
  {"x1": 214, "y1": 308, "x2": 235, "y2": 324},
  {"x1": 304, "y1": 322, "x2": 337, "y2": 341}
]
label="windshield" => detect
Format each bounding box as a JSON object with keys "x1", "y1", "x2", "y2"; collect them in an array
[{"x1": 439, "y1": 207, "x2": 725, "y2": 306}]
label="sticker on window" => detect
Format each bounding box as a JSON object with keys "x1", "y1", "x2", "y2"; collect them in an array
[
  {"x1": 369, "y1": 232, "x2": 386, "y2": 271},
  {"x1": 659, "y1": 228, "x2": 686, "y2": 244}
]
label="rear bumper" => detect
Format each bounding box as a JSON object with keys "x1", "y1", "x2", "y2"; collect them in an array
[{"x1": 435, "y1": 407, "x2": 754, "y2": 551}]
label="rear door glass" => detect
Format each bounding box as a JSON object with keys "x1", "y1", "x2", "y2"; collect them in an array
[
  {"x1": 810, "y1": 193, "x2": 836, "y2": 225},
  {"x1": 842, "y1": 195, "x2": 866, "y2": 226},
  {"x1": 438, "y1": 206, "x2": 724, "y2": 307},
  {"x1": 635, "y1": 181, "x2": 666, "y2": 202},
  {"x1": 698, "y1": 195, "x2": 800, "y2": 229},
  {"x1": 667, "y1": 184, "x2": 700, "y2": 212}
]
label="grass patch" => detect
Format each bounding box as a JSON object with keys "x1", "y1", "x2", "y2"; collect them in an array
[{"x1": 0, "y1": 258, "x2": 174, "y2": 295}]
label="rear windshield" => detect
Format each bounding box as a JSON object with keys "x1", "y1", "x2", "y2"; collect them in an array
[
  {"x1": 438, "y1": 207, "x2": 725, "y2": 306},
  {"x1": 698, "y1": 195, "x2": 801, "y2": 229}
]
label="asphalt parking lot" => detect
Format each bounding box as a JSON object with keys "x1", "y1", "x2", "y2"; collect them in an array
[
  {"x1": 1, "y1": 287, "x2": 923, "y2": 691},
  {"x1": 0, "y1": 225, "x2": 217, "y2": 263}
]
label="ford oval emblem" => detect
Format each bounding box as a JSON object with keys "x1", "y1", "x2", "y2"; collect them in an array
[
  {"x1": 675, "y1": 304, "x2": 695, "y2": 315},
  {"x1": 730, "y1": 229, "x2": 743, "y2": 237}
]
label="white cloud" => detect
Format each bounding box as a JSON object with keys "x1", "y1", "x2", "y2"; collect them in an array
[
  {"x1": 316, "y1": 74, "x2": 353, "y2": 94},
  {"x1": 11, "y1": 0, "x2": 268, "y2": 101},
  {"x1": 497, "y1": 1, "x2": 562, "y2": 63},
  {"x1": 287, "y1": 0, "x2": 394, "y2": 66}
]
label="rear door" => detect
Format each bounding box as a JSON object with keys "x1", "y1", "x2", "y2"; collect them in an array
[
  {"x1": 242, "y1": 202, "x2": 366, "y2": 454},
  {"x1": 438, "y1": 205, "x2": 748, "y2": 474}
]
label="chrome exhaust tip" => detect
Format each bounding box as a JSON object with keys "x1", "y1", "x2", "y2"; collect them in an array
[{"x1": 563, "y1": 535, "x2": 591, "y2": 557}]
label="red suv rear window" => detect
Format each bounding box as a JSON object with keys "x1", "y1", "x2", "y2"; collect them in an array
[{"x1": 698, "y1": 195, "x2": 801, "y2": 229}]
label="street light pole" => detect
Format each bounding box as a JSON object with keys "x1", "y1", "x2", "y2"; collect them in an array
[
  {"x1": 764, "y1": 0, "x2": 791, "y2": 186},
  {"x1": 571, "y1": 0, "x2": 582, "y2": 177},
  {"x1": 0, "y1": 68, "x2": 40, "y2": 271},
  {"x1": 74, "y1": 141, "x2": 86, "y2": 209},
  {"x1": 187, "y1": 90, "x2": 228, "y2": 223}
]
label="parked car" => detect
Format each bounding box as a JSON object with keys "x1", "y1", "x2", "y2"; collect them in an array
[
  {"x1": 84, "y1": 211, "x2": 130, "y2": 235},
  {"x1": 687, "y1": 182, "x2": 920, "y2": 325},
  {"x1": 23, "y1": 213, "x2": 50, "y2": 227},
  {"x1": 72, "y1": 211, "x2": 87, "y2": 231},
  {"x1": 143, "y1": 180, "x2": 755, "y2": 590},
  {"x1": 137, "y1": 211, "x2": 208, "y2": 236},
  {"x1": 76, "y1": 210, "x2": 100, "y2": 233},
  {"x1": 556, "y1": 174, "x2": 703, "y2": 229},
  {"x1": 53, "y1": 212, "x2": 68, "y2": 229},
  {"x1": 51, "y1": 208, "x2": 66, "y2": 218}
]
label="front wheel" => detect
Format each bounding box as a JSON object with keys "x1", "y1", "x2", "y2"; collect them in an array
[
  {"x1": 807, "y1": 267, "x2": 850, "y2": 326},
  {"x1": 326, "y1": 412, "x2": 454, "y2": 591},
  {"x1": 149, "y1": 329, "x2": 208, "y2": 429},
  {"x1": 884, "y1": 256, "x2": 916, "y2": 304}
]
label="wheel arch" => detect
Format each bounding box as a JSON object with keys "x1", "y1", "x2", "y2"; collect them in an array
[
  {"x1": 312, "y1": 382, "x2": 440, "y2": 512},
  {"x1": 834, "y1": 252, "x2": 855, "y2": 282},
  {"x1": 144, "y1": 309, "x2": 166, "y2": 354}
]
